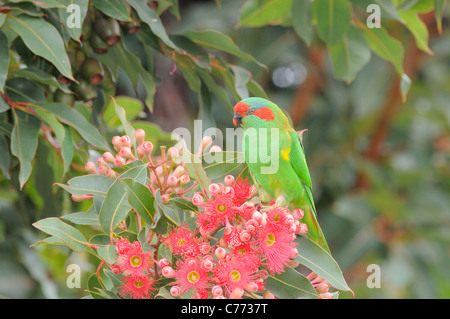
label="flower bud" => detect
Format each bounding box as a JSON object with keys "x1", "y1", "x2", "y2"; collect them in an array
[
  {"x1": 112, "y1": 264, "x2": 121, "y2": 275},
  {"x1": 223, "y1": 186, "x2": 234, "y2": 198},
  {"x1": 316, "y1": 282, "x2": 329, "y2": 294},
  {"x1": 239, "y1": 230, "x2": 252, "y2": 242},
  {"x1": 224, "y1": 175, "x2": 235, "y2": 187},
  {"x1": 97, "y1": 165, "x2": 108, "y2": 176},
  {"x1": 229, "y1": 287, "x2": 244, "y2": 299},
  {"x1": 172, "y1": 165, "x2": 185, "y2": 178},
  {"x1": 114, "y1": 155, "x2": 126, "y2": 168},
  {"x1": 208, "y1": 183, "x2": 221, "y2": 197},
  {"x1": 263, "y1": 290, "x2": 275, "y2": 299},
  {"x1": 292, "y1": 208, "x2": 304, "y2": 220},
  {"x1": 170, "y1": 286, "x2": 182, "y2": 297},
  {"x1": 296, "y1": 223, "x2": 308, "y2": 235},
  {"x1": 201, "y1": 259, "x2": 214, "y2": 271},
  {"x1": 120, "y1": 135, "x2": 132, "y2": 148},
  {"x1": 162, "y1": 266, "x2": 175, "y2": 278},
  {"x1": 200, "y1": 136, "x2": 213, "y2": 151},
  {"x1": 245, "y1": 282, "x2": 259, "y2": 293},
  {"x1": 119, "y1": 146, "x2": 133, "y2": 159},
  {"x1": 242, "y1": 201, "x2": 256, "y2": 215},
  {"x1": 141, "y1": 141, "x2": 153, "y2": 156},
  {"x1": 167, "y1": 147, "x2": 179, "y2": 161},
  {"x1": 180, "y1": 175, "x2": 190, "y2": 186},
  {"x1": 96, "y1": 157, "x2": 107, "y2": 167},
  {"x1": 215, "y1": 247, "x2": 226, "y2": 260},
  {"x1": 161, "y1": 194, "x2": 170, "y2": 204},
  {"x1": 167, "y1": 175, "x2": 178, "y2": 188},
  {"x1": 211, "y1": 285, "x2": 223, "y2": 297},
  {"x1": 251, "y1": 211, "x2": 262, "y2": 224},
  {"x1": 195, "y1": 289, "x2": 209, "y2": 299},
  {"x1": 192, "y1": 193, "x2": 205, "y2": 206},
  {"x1": 106, "y1": 168, "x2": 116, "y2": 179},
  {"x1": 112, "y1": 135, "x2": 122, "y2": 151},
  {"x1": 102, "y1": 152, "x2": 115, "y2": 163},
  {"x1": 158, "y1": 258, "x2": 170, "y2": 268},
  {"x1": 134, "y1": 129, "x2": 145, "y2": 145},
  {"x1": 199, "y1": 243, "x2": 211, "y2": 254},
  {"x1": 85, "y1": 161, "x2": 97, "y2": 174},
  {"x1": 210, "y1": 145, "x2": 222, "y2": 153}
]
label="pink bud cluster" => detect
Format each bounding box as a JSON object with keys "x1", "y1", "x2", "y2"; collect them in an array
[
  {"x1": 81, "y1": 130, "x2": 193, "y2": 204},
  {"x1": 307, "y1": 272, "x2": 334, "y2": 299}
]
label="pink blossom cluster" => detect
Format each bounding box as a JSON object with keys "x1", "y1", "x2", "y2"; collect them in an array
[{"x1": 159, "y1": 176, "x2": 310, "y2": 299}]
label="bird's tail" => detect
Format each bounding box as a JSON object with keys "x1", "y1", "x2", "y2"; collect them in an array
[
  {"x1": 295, "y1": 186, "x2": 331, "y2": 254},
  {"x1": 301, "y1": 205, "x2": 331, "y2": 253}
]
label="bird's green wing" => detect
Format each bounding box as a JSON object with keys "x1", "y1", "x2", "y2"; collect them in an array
[{"x1": 287, "y1": 131, "x2": 316, "y2": 215}]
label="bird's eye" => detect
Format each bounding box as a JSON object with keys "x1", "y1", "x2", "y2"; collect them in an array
[{"x1": 248, "y1": 109, "x2": 255, "y2": 114}]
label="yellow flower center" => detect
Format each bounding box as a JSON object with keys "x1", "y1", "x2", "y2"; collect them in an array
[
  {"x1": 130, "y1": 255, "x2": 142, "y2": 267},
  {"x1": 187, "y1": 271, "x2": 200, "y2": 284},
  {"x1": 229, "y1": 270, "x2": 241, "y2": 282},
  {"x1": 133, "y1": 279, "x2": 144, "y2": 288},
  {"x1": 216, "y1": 204, "x2": 226, "y2": 213},
  {"x1": 266, "y1": 233, "x2": 276, "y2": 246},
  {"x1": 177, "y1": 238, "x2": 186, "y2": 246}
]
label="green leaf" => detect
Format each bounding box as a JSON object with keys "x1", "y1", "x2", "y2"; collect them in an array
[
  {"x1": 9, "y1": 67, "x2": 70, "y2": 93},
  {"x1": 398, "y1": 10, "x2": 433, "y2": 55},
  {"x1": 266, "y1": 268, "x2": 319, "y2": 299},
  {"x1": 58, "y1": 0, "x2": 89, "y2": 41},
  {"x1": 33, "y1": 217, "x2": 91, "y2": 252},
  {"x1": 294, "y1": 236, "x2": 351, "y2": 292},
  {"x1": 400, "y1": 73, "x2": 412, "y2": 103},
  {"x1": 313, "y1": 0, "x2": 352, "y2": 44},
  {"x1": 99, "y1": 163, "x2": 148, "y2": 234},
  {"x1": 434, "y1": 0, "x2": 446, "y2": 34},
  {"x1": 61, "y1": 212, "x2": 99, "y2": 225},
  {"x1": 0, "y1": 95, "x2": 10, "y2": 113},
  {"x1": 99, "y1": 178, "x2": 132, "y2": 235},
  {"x1": 61, "y1": 124, "x2": 74, "y2": 175},
  {"x1": 180, "y1": 139, "x2": 211, "y2": 196},
  {"x1": 35, "y1": 102, "x2": 109, "y2": 150},
  {"x1": 153, "y1": 189, "x2": 180, "y2": 227},
  {"x1": 358, "y1": 22, "x2": 404, "y2": 75},
  {"x1": 230, "y1": 65, "x2": 250, "y2": 100},
  {"x1": 91, "y1": 0, "x2": 131, "y2": 21},
  {"x1": 57, "y1": 174, "x2": 114, "y2": 197},
  {"x1": 126, "y1": 0, "x2": 178, "y2": 50},
  {"x1": 185, "y1": 30, "x2": 265, "y2": 68},
  {"x1": 237, "y1": 0, "x2": 293, "y2": 28},
  {"x1": 0, "y1": 31, "x2": 9, "y2": 92},
  {"x1": 5, "y1": 77, "x2": 46, "y2": 103},
  {"x1": 107, "y1": 42, "x2": 156, "y2": 112},
  {"x1": 7, "y1": 15, "x2": 73, "y2": 80},
  {"x1": 203, "y1": 151, "x2": 250, "y2": 184},
  {"x1": 0, "y1": 133, "x2": 10, "y2": 179},
  {"x1": 292, "y1": 0, "x2": 313, "y2": 46},
  {"x1": 328, "y1": 25, "x2": 371, "y2": 83},
  {"x1": 11, "y1": 109, "x2": 41, "y2": 189},
  {"x1": 104, "y1": 95, "x2": 144, "y2": 127},
  {"x1": 119, "y1": 178, "x2": 155, "y2": 226},
  {"x1": 97, "y1": 245, "x2": 117, "y2": 264}
]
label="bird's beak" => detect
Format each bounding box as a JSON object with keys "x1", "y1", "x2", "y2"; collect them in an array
[{"x1": 233, "y1": 114, "x2": 242, "y2": 126}]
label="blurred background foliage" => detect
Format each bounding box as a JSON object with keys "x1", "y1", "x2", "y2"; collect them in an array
[{"x1": 0, "y1": 0, "x2": 449, "y2": 298}]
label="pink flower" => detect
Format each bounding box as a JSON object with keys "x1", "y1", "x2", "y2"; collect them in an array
[
  {"x1": 203, "y1": 193, "x2": 237, "y2": 224},
  {"x1": 173, "y1": 258, "x2": 211, "y2": 295},
  {"x1": 257, "y1": 223, "x2": 298, "y2": 274},
  {"x1": 196, "y1": 212, "x2": 219, "y2": 236},
  {"x1": 232, "y1": 177, "x2": 252, "y2": 206},
  {"x1": 116, "y1": 242, "x2": 153, "y2": 276},
  {"x1": 213, "y1": 257, "x2": 257, "y2": 297},
  {"x1": 119, "y1": 274, "x2": 155, "y2": 299},
  {"x1": 165, "y1": 225, "x2": 200, "y2": 258}
]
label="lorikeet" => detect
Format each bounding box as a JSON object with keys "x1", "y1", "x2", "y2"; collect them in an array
[{"x1": 233, "y1": 97, "x2": 330, "y2": 253}]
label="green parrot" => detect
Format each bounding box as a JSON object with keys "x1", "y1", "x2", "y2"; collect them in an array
[{"x1": 233, "y1": 97, "x2": 330, "y2": 253}]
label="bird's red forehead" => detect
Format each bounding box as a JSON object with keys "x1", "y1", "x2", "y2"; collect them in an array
[{"x1": 234, "y1": 101, "x2": 249, "y2": 113}]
